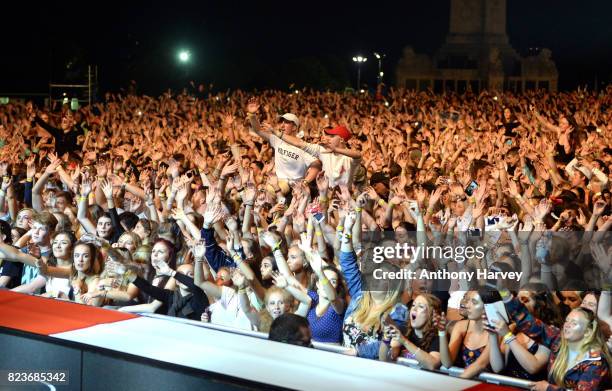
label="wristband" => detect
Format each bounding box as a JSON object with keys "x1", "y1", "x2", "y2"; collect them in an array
[
  {"x1": 503, "y1": 334, "x2": 517, "y2": 345},
  {"x1": 502, "y1": 331, "x2": 514, "y2": 341},
  {"x1": 499, "y1": 289, "x2": 511, "y2": 299},
  {"x1": 336, "y1": 225, "x2": 344, "y2": 232},
  {"x1": 272, "y1": 242, "x2": 282, "y2": 252},
  {"x1": 438, "y1": 331, "x2": 446, "y2": 337},
  {"x1": 355, "y1": 207, "x2": 362, "y2": 212},
  {"x1": 319, "y1": 196, "x2": 328, "y2": 202},
  {"x1": 78, "y1": 196, "x2": 88, "y2": 202},
  {"x1": 378, "y1": 199, "x2": 386, "y2": 206},
  {"x1": 315, "y1": 231, "x2": 322, "y2": 236},
  {"x1": 307, "y1": 224, "x2": 313, "y2": 230},
  {"x1": 320, "y1": 278, "x2": 329, "y2": 286},
  {"x1": 344, "y1": 233, "x2": 352, "y2": 239},
  {"x1": 26, "y1": 178, "x2": 33, "y2": 182}
]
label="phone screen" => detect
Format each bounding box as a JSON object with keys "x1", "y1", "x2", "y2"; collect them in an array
[{"x1": 465, "y1": 180, "x2": 478, "y2": 196}]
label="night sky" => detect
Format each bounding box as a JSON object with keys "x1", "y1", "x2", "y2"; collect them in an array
[{"x1": 2, "y1": 0, "x2": 611, "y2": 94}]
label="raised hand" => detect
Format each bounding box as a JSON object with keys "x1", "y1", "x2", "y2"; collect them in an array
[
  {"x1": 532, "y1": 199, "x2": 552, "y2": 222},
  {"x1": 243, "y1": 183, "x2": 256, "y2": 205},
  {"x1": 225, "y1": 216, "x2": 239, "y2": 232},
  {"x1": 261, "y1": 230, "x2": 281, "y2": 249},
  {"x1": 104, "y1": 259, "x2": 127, "y2": 277},
  {"x1": 316, "y1": 171, "x2": 329, "y2": 194},
  {"x1": 100, "y1": 179, "x2": 114, "y2": 200},
  {"x1": 271, "y1": 272, "x2": 288, "y2": 289},
  {"x1": 0, "y1": 176, "x2": 11, "y2": 192},
  {"x1": 593, "y1": 199, "x2": 607, "y2": 217},
  {"x1": 192, "y1": 240, "x2": 206, "y2": 259},
  {"x1": 25, "y1": 156, "x2": 36, "y2": 178},
  {"x1": 153, "y1": 259, "x2": 174, "y2": 277},
  {"x1": 203, "y1": 204, "x2": 224, "y2": 228},
  {"x1": 356, "y1": 191, "x2": 369, "y2": 208},
  {"x1": 80, "y1": 175, "x2": 93, "y2": 196},
  {"x1": 433, "y1": 311, "x2": 447, "y2": 333},
  {"x1": 220, "y1": 161, "x2": 240, "y2": 179}
]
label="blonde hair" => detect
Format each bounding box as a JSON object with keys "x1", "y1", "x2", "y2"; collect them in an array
[
  {"x1": 550, "y1": 308, "x2": 612, "y2": 386},
  {"x1": 258, "y1": 287, "x2": 294, "y2": 333},
  {"x1": 350, "y1": 259, "x2": 404, "y2": 332},
  {"x1": 352, "y1": 289, "x2": 401, "y2": 333}
]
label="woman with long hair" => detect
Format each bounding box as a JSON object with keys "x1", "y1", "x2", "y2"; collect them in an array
[
  {"x1": 380, "y1": 293, "x2": 442, "y2": 371},
  {"x1": 37, "y1": 241, "x2": 104, "y2": 306},
  {"x1": 499, "y1": 288, "x2": 611, "y2": 391},
  {"x1": 438, "y1": 290, "x2": 495, "y2": 379},
  {"x1": 339, "y1": 212, "x2": 407, "y2": 359}
]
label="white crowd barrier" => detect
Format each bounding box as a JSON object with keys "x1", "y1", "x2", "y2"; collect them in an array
[{"x1": 140, "y1": 312, "x2": 534, "y2": 389}]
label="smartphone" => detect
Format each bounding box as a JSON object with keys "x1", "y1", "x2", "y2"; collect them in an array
[
  {"x1": 465, "y1": 180, "x2": 478, "y2": 196},
  {"x1": 313, "y1": 212, "x2": 325, "y2": 224}
]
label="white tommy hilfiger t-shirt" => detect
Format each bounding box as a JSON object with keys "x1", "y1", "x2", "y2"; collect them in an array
[{"x1": 269, "y1": 134, "x2": 318, "y2": 181}]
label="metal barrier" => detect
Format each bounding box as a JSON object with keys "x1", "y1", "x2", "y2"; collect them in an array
[
  {"x1": 397, "y1": 358, "x2": 533, "y2": 389},
  {"x1": 142, "y1": 313, "x2": 533, "y2": 388}
]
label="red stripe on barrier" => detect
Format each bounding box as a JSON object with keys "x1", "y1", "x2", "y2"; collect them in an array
[
  {"x1": 0, "y1": 290, "x2": 137, "y2": 335},
  {"x1": 463, "y1": 384, "x2": 519, "y2": 390}
]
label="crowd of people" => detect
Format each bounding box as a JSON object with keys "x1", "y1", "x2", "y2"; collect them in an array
[{"x1": 0, "y1": 85, "x2": 611, "y2": 390}]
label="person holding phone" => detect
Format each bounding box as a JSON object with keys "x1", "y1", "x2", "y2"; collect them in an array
[
  {"x1": 379, "y1": 293, "x2": 443, "y2": 371},
  {"x1": 438, "y1": 290, "x2": 495, "y2": 379}
]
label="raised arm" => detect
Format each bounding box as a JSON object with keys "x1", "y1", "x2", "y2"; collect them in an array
[
  {"x1": 271, "y1": 272, "x2": 312, "y2": 317},
  {"x1": 76, "y1": 176, "x2": 96, "y2": 234},
  {"x1": 246, "y1": 99, "x2": 272, "y2": 143},
  {"x1": 192, "y1": 241, "x2": 222, "y2": 300}
]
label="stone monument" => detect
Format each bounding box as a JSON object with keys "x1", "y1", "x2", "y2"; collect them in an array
[{"x1": 396, "y1": 0, "x2": 558, "y2": 92}]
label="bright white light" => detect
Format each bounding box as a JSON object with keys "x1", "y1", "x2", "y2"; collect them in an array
[
  {"x1": 178, "y1": 51, "x2": 190, "y2": 62},
  {"x1": 493, "y1": 96, "x2": 498, "y2": 101},
  {"x1": 374, "y1": 52, "x2": 381, "y2": 59},
  {"x1": 363, "y1": 57, "x2": 367, "y2": 62},
  {"x1": 384, "y1": 101, "x2": 389, "y2": 106},
  {"x1": 295, "y1": 90, "x2": 299, "y2": 94},
  {"x1": 352, "y1": 57, "x2": 357, "y2": 62},
  {"x1": 379, "y1": 71, "x2": 384, "y2": 77},
  {"x1": 360, "y1": 89, "x2": 365, "y2": 93},
  {"x1": 357, "y1": 56, "x2": 363, "y2": 62},
  {"x1": 137, "y1": 111, "x2": 142, "y2": 116}
]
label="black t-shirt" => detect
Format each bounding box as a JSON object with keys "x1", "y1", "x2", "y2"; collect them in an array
[
  {"x1": 0, "y1": 260, "x2": 24, "y2": 289},
  {"x1": 408, "y1": 331, "x2": 440, "y2": 353},
  {"x1": 399, "y1": 331, "x2": 440, "y2": 360}
]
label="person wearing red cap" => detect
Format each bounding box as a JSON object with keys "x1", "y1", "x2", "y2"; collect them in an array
[{"x1": 272, "y1": 124, "x2": 362, "y2": 188}]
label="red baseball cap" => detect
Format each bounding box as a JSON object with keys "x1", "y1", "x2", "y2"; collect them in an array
[{"x1": 324, "y1": 125, "x2": 351, "y2": 141}]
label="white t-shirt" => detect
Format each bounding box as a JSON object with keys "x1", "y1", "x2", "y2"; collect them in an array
[
  {"x1": 302, "y1": 143, "x2": 360, "y2": 188},
  {"x1": 209, "y1": 286, "x2": 257, "y2": 331},
  {"x1": 269, "y1": 134, "x2": 318, "y2": 181}
]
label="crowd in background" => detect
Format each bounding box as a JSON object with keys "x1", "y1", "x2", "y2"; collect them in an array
[{"x1": 0, "y1": 85, "x2": 611, "y2": 390}]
